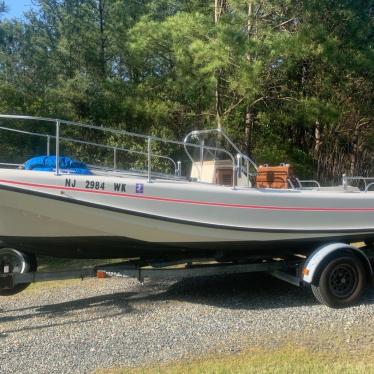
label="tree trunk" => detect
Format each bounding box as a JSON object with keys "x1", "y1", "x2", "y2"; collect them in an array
[
  {"x1": 215, "y1": 73, "x2": 222, "y2": 130},
  {"x1": 350, "y1": 122, "x2": 360, "y2": 176},
  {"x1": 244, "y1": 2, "x2": 254, "y2": 154},
  {"x1": 98, "y1": 0, "x2": 106, "y2": 77},
  {"x1": 247, "y1": 1, "x2": 253, "y2": 36},
  {"x1": 244, "y1": 107, "x2": 253, "y2": 155},
  {"x1": 314, "y1": 120, "x2": 322, "y2": 153},
  {"x1": 314, "y1": 120, "x2": 322, "y2": 178},
  {"x1": 214, "y1": 0, "x2": 226, "y2": 23},
  {"x1": 214, "y1": 0, "x2": 226, "y2": 129}
]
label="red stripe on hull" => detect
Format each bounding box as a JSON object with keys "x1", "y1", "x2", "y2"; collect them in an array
[{"x1": 1, "y1": 178, "x2": 374, "y2": 212}]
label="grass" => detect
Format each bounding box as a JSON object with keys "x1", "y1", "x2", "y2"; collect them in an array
[
  {"x1": 36, "y1": 255, "x2": 123, "y2": 272},
  {"x1": 95, "y1": 345, "x2": 374, "y2": 374}
]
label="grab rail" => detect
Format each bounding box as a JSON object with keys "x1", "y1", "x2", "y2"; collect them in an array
[
  {"x1": 365, "y1": 182, "x2": 374, "y2": 192},
  {"x1": 0, "y1": 114, "x2": 240, "y2": 188},
  {"x1": 183, "y1": 128, "x2": 257, "y2": 185},
  {"x1": 342, "y1": 174, "x2": 374, "y2": 191},
  {"x1": 295, "y1": 178, "x2": 321, "y2": 190}
]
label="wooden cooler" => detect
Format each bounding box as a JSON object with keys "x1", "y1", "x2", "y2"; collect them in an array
[{"x1": 255, "y1": 164, "x2": 294, "y2": 189}]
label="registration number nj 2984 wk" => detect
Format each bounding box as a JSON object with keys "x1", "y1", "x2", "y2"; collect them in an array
[
  {"x1": 85, "y1": 180, "x2": 105, "y2": 190},
  {"x1": 64, "y1": 178, "x2": 127, "y2": 192}
]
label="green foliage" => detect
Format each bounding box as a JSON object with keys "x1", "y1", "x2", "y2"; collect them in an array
[{"x1": 0, "y1": 0, "x2": 372, "y2": 181}]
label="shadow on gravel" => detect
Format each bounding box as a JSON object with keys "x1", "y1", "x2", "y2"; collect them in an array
[
  {"x1": 1, "y1": 273, "x2": 373, "y2": 336},
  {"x1": 0, "y1": 291, "x2": 137, "y2": 330},
  {"x1": 163, "y1": 273, "x2": 374, "y2": 309},
  {"x1": 163, "y1": 273, "x2": 317, "y2": 307}
]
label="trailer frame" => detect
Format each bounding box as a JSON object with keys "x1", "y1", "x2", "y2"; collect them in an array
[
  {"x1": 0, "y1": 257, "x2": 301, "y2": 289},
  {"x1": 1, "y1": 243, "x2": 373, "y2": 308}
]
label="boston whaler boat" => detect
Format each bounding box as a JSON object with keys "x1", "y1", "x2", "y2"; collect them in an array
[{"x1": 0, "y1": 114, "x2": 373, "y2": 307}]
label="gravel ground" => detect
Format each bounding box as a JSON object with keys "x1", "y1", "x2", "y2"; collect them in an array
[{"x1": 0, "y1": 273, "x2": 373, "y2": 374}]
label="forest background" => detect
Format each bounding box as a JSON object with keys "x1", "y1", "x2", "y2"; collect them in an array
[{"x1": 0, "y1": 0, "x2": 372, "y2": 183}]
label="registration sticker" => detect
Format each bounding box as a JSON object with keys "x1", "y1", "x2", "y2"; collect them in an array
[{"x1": 136, "y1": 183, "x2": 144, "y2": 193}]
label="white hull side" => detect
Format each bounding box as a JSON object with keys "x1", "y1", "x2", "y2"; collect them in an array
[
  {"x1": 0, "y1": 169, "x2": 374, "y2": 258},
  {"x1": 1, "y1": 187, "x2": 372, "y2": 243}
]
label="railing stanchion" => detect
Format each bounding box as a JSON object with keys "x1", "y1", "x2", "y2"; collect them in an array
[
  {"x1": 236, "y1": 154, "x2": 242, "y2": 179},
  {"x1": 246, "y1": 162, "x2": 250, "y2": 186},
  {"x1": 47, "y1": 135, "x2": 51, "y2": 156},
  {"x1": 55, "y1": 120, "x2": 60, "y2": 175},
  {"x1": 113, "y1": 147, "x2": 117, "y2": 170},
  {"x1": 147, "y1": 137, "x2": 152, "y2": 183},
  {"x1": 232, "y1": 161, "x2": 237, "y2": 190},
  {"x1": 200, "y1": 139, "x2": 204, "y2": 165},
  {"x1": 342, "y1": 174, "x2": 348, "y2": 191}
]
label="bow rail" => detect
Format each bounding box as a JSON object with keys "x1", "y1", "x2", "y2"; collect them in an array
[{"x1": 0, "y1": 114, "x2": 253, "y2": 189}]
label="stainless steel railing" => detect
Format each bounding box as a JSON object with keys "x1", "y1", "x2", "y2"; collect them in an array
[
  {"x1": 342, "y1": 174, "x2": 374, "y2": 192},
  {"x1": 183, "y1": 128, "x2": 257, "y2": 186},
  {"x1": 288, "y1": 178, "x2": 321, "y2": 190},
  {"x1": 0, "y1": 125, "x2": 178, "y2": 173},
  {"x1": 0, "y1": 114, "x2": 248, "y2": 188},
  {"x1": 365, "y1": 182, "x2": 374, "y2": 192}
]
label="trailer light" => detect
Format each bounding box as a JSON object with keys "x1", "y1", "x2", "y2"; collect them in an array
[
  {"x1": 96, "y1": 271, "x2": 106, "y2": 279},
  {"x1": 303, "y1": 268, "x2": 310, "y2": 276}
]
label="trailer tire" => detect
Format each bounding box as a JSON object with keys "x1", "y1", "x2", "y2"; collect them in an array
[
  {"x1": 0, "y1": 249, "x2": 37, "y2": 296},
  {"x1": 311, "y1": 253, "x2": 366, "y2": 308}
]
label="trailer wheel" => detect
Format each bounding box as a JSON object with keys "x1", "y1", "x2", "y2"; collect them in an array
[
  {"x1": 0, "y1": 248, "x2": 37, "y2": 296},
  {"x1": 311, "y1": 253, "x2": 366, "y2": 308}
]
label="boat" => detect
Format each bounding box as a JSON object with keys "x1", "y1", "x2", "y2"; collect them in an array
[{"x1": 0, "y1": 114, "x2": 374, "y2": 261}]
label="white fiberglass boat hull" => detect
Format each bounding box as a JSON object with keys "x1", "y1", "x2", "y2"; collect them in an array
[{"x1": 0, "y1": 169, "x2": 374, "y2": 258}]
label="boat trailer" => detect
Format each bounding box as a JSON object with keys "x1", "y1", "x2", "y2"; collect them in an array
[
  {"x1": 1, "y1": 243, "x2": 373, "y2": 309},
  {"x1": 0, "y1": 257, "x2": 298, "y2": 288}
]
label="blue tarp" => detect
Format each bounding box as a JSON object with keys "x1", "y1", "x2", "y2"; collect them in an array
[{"x1": 23, "y1": 156, "x2": 92, "y2": 175}]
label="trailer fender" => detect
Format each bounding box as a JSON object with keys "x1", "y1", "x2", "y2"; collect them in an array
[{"x1": 302, "y1": 243, "x2": 373, "y2": 285}]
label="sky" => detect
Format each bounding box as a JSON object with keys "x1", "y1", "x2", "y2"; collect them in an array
[{"x1": 4, "y1": 0, "x2": 37, "y2": 19}]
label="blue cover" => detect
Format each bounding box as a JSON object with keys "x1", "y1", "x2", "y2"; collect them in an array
[{"x1": 24, "y1": 156, "x2": 92, "y2": 175}]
